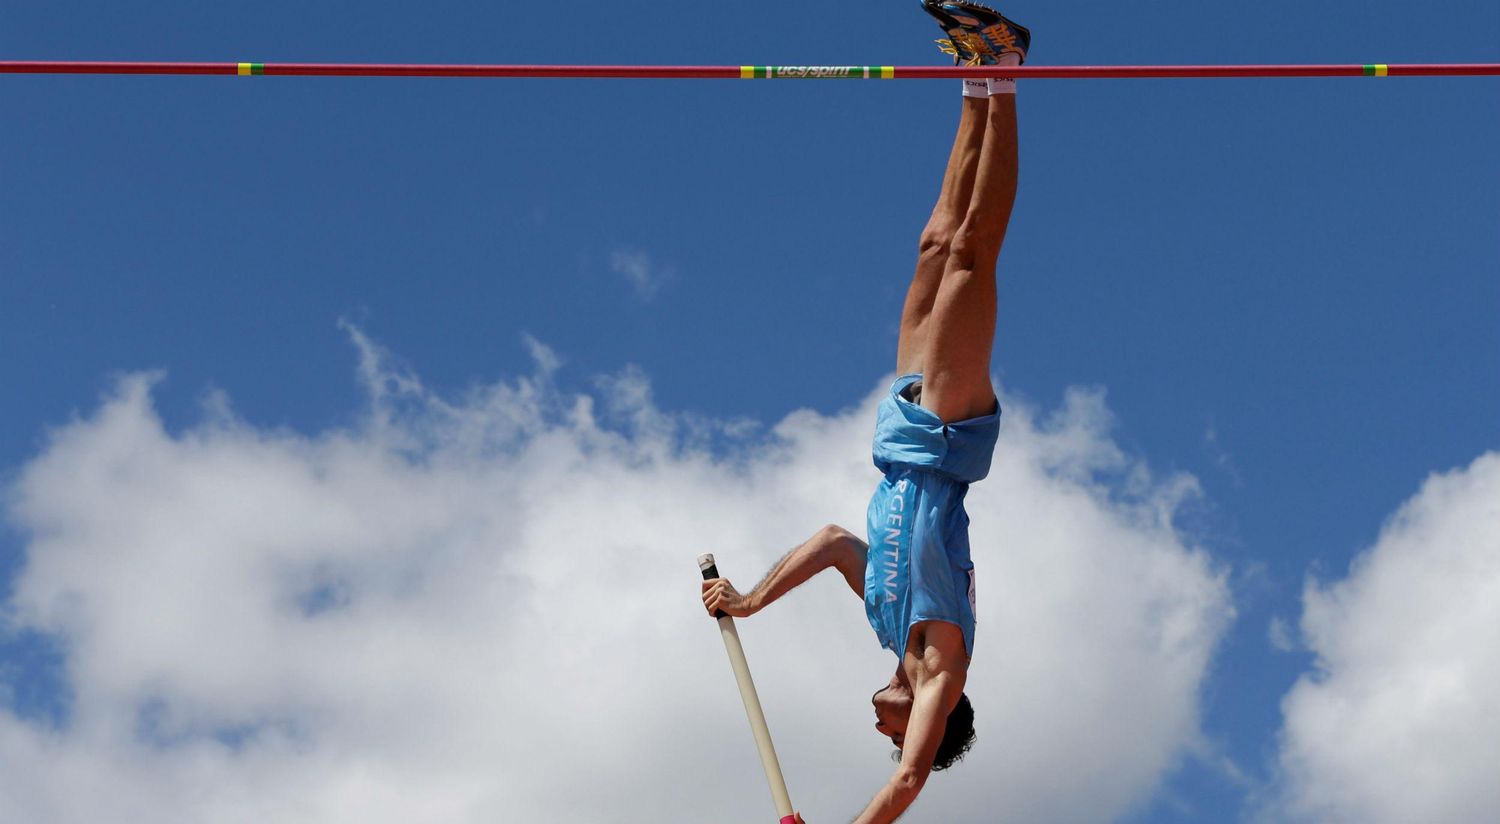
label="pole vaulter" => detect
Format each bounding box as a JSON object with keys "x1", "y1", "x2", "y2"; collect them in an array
[
  {"x1": 690, "y1": 3, "x2": 1042, "y2": 821},
  {"x1": 10, "y1": 1, "x2": 1492, "y2": 821},
  {"x1": 2, "y1": 61, "x2": 1497, "y2": 79}
]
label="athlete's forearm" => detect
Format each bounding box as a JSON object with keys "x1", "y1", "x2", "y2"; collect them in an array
[
  {"x1": 851, "y1": 770, "x2": 923, "y2": 824},
  {"x1": 747, "y1": 525, "x2": 865, "y2": 612}
]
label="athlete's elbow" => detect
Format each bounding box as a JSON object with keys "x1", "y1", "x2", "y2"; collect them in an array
[
  {"x1": 815, "y1": 524, "x2": 862, "y2": 570},
  {"x1": 816, "y1": 523, "x2": 856, "y2": 546},
  {"x1": 889, "y1": 767, "x2": 927, "y2": 805}
]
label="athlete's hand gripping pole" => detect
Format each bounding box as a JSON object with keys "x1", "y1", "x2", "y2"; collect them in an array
[{"x1": 698, "y1": 554, "x2": 800, "y2": 824}]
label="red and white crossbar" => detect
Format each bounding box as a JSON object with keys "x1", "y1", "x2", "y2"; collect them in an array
[{"x1": 2, "y1": 61, "x2": 1499, "y2": 79}]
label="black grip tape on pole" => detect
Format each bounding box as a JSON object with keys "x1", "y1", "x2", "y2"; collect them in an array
[{"x1": 698, "y1": 555, "x2": 727, "y2": 619}]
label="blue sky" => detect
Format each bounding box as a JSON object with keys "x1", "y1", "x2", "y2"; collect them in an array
[{"x1": 2, "y1": 2, "x2": 1498, "y2": 823}]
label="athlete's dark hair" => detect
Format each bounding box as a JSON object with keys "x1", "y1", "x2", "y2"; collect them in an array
[
  {"x1": 890, "y1": 692, "x2": 976, "y2": 772},
  {"x1": 932, "y1": 692, "x2": 976, "y2": 770}
]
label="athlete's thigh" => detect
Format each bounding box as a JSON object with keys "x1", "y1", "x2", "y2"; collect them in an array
[
  {"x1": 918, "y1": 262, "x2": 998, "y2": 423},
  {"x1": 896, "y1": 301, "x2": 932, "y2": 377}
]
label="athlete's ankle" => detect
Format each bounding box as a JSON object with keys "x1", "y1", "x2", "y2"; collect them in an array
[{"x1": 987, "y1": 51, "x2": 1021, "y2": 94}]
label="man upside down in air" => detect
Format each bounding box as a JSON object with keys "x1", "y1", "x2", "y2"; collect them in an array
[{"x1": 701, "y1": 3, "x2": 1030, "y2": 822}]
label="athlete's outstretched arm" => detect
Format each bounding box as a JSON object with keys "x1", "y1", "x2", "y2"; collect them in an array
[
  {"x1": 852, "y1": 669, "x2": 965, "y2": 823},
  {"x1": 701, "y1": 525, "x2": 866, "y2": 617}
]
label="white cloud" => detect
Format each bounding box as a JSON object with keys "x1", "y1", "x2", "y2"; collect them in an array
[
  {"x1": 1269, "y1": 615, "x2": 1297, "y2": 652},
  {"x1": 609, "y1": 248, "x2": 670, "y2": 299},
  {"x1": 1268, "y1": 453, "x2": 1500, "y2": 824},
  {"x1": 0, "y1": 331, "x2": 1232, "y2": 824}
]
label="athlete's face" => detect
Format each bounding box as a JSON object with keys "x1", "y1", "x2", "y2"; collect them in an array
[{"x1": 872, "y1": 681, "x2": 912, "y2": 749}]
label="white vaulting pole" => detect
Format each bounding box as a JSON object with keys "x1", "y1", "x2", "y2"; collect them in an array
[{"x1": 698, "y1": 554, "x2": 798, "y2": 824}]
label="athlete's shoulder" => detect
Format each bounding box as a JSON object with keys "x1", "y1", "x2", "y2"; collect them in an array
[{"x1": 904, "y1": 620, "x2": 971, "y2": 679}]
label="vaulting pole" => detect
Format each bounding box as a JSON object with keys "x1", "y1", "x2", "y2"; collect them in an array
[
  {"x1": 698, "y1": 554, "x2": 798, "y2": 824},
  {"x1": 3, "y1": 61, "x2": 1499, "y2": 79}
]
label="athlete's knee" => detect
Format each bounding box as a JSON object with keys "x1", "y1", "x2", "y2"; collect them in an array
[
  {"x1": 918, "y1": 221, "x2": 956, "y2": 266},
  {"x1": 948, "y1": 221, "x2": 1000, "y2": 273},
  {"x1": 947, "y1": 227, "x2": 980, "y2": 273}
]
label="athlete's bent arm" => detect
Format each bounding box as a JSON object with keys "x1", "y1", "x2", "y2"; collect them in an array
[
  {"x1": 701, "y1": 524, "x2": 866, "y2": 617},
  {"x1": 854, "y1": 669, "x2": 965, "y2": 824}
]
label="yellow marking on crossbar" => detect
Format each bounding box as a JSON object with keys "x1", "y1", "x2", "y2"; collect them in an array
[{"x1": 1373, "y1": 64, "x2": 1388, "y2": 76}]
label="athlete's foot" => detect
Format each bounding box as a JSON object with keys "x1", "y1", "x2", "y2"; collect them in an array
[
  {"x1": 921, "y1": 0, "x2": 980, "y2": 65},
  {"x1": 921, "y1": 0, "x2": 1030, "y2": 65}
]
